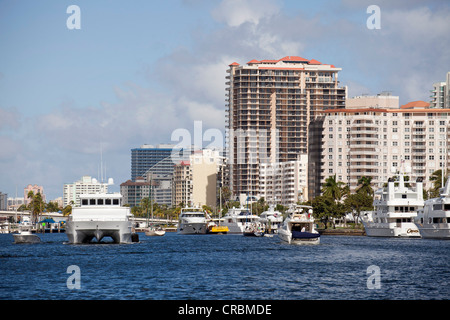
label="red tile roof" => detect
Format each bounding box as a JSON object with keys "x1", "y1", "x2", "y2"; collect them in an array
[
  {"x1": 279, "y1": 56, "x2": 308, "y2": 62},
  {"x1": 247, "y1": 59, "x2": 261, "y2": 64},
  {"x1": 229, "y1": 62, "x2": 240, "y2": 66},
  {"x1": 308, "y1": 59, "x2": 321, "y2": 65},
  {"x1": 400, "y1": 100, "x2": 430, "y2": 109}
]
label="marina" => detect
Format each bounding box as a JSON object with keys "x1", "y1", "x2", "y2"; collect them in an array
[{"x1": 0, "y1": 232, "x2": 449, "y2": 300}]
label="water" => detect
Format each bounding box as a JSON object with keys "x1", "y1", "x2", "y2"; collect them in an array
[{"x1": 0, "y1": 232, "x2": 449, "y2": 300}]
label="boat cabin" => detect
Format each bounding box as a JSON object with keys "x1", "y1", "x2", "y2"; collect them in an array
[{"x1": 79, "y1": 194, "x2": 123, "y2": 207}]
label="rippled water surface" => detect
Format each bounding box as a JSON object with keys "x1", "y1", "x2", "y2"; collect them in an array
[{"x1": 1, "y1": 232, "x2": 449, "y2": 300}]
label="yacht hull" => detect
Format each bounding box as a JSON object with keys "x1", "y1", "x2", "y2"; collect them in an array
[
  {"x1": 416, "y1": 225, "x2": 450, "y2": 239},
  {"x1": 362, "y1": 222, "x2": 421, "y2": 238},
  {"x1": 66, "y1": 220, "x2": 133, "y2": 244},
  {"x1": 177, "y1": 223, "x2": 207, "y2": 235},
  {"x1": 13, "y1": 233, "x2": 41, "y2": 244},
  {"x1": 278, "y1": 230, "x2": 320, "y2": 245}
]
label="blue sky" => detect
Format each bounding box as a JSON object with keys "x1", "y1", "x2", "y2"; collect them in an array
[{"x1": 1, "y1": 0, "x2": 449, "y2": 200}]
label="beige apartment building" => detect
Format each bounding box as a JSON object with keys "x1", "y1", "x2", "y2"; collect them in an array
[
  {"x1": 226, "y1": 56, "x2": 346, "y2": 200},
  {"x1": 172, "y1": 149, "x2": 222, "y2": 208},
  {"x1": 315, "y1": 99, "x2": 450, "y2": 196}
]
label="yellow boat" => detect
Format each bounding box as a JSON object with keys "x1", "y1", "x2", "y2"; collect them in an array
[{"x1": 208, "y1": 225, "x2": 229, "y2": 234}]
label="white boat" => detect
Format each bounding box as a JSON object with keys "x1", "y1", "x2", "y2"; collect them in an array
[
  {"x1": 145, "y1": 226, "x2": 166, "y2": 236},
  {"x1": 177, "y1": 207, "x2": 209, "y2": 234},
  {"x1": 414, "y1": 176, "x2": 450, "y2": 239},
  {"x1": 278, "y1": 205, "x2": 320, "y2": 245},
  {"x1": 243, "y1": 222, "x2": 265, "y2": 237},
  {"x1": 258, "y1": 205, "x2": 283, "y2": 234},
  {"x1": 221, "y1": 206, "x2": 260, "y2": 234},
  {"x1": 13, "y1": 221, "x2": 41, "y2": 244},
  {"x1": 66, "y1": 193, "x2": 134, "y2": 244},
  {"x1": 362, "y1": 174, "x2": 423, "y2": 238}
]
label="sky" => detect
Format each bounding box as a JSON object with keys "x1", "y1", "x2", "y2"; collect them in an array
[{"x1": 0, "y1": 0, "x2": 449, "y2": 201}]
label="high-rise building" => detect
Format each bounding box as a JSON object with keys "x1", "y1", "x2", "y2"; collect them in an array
[
  {"x1": 120, "y1": 177, "x2": 152, "y2": 207},
  {"x1": 131, "y1": 144, "x2": 177, "y2": 181},
  {"x1": 430, "y1": 72, "x2": 450, "y2": 108},
  {"x1": 0, "y1": 192, "x2": 7, "y2": 211},
  {"x1": 172, "y1": 149, "x2": 223, "y2": 208},
  {"x1": 314, "y1": 100, "x2": 450, "y2": 196},
  {"x1": 63, "y1": 176, "x2": 109, "y2": 207},
  {"x1": 24, "y1": 185, "x2": 46, "y2": 206},
  {"x1": 259, "y1": 154, "x2": 309, "y2": 206},
  {"x1": 226, "y1": 56, "x2": 346, "y2": 199}
]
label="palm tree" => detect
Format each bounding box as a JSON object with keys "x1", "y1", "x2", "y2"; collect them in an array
[
  {"x1": 322, "y1": 175, "x2": 347, "y2": 202},
  {"x1": 356, "y1": 176, "x2": 373, "y2": 197},
  {"x1": 429, "y1": 169, "x2": 448, "y2": 198}
]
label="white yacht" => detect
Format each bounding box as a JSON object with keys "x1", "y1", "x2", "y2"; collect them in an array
[
  {"x1": 66, "y1": 193, "x2": 133, "y2": 244},
  {"x1": 258, "y1": 205, "x2": 283, "y2": 234},
  {"x1": 221, "y1": 206, "x2": 260, "y2": 234},
  {"x1": 414, "y1": 176, "x2": 450, "y2": 239},
  {"x1": 362, "y1": 174, "x2": 423, "y2": 238},
  {"x1": 278, "y1": 205, "x2": 320, "y2": 245},
  {"x1": 13, "y1": 219, "x2": 41, "y2": 244},
  {"x1": 177, "y1": 207, "x2": 209, "y2": 234}
]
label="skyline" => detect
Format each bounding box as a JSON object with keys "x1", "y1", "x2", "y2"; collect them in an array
[{"x1": 1, "y1": 0, "x2": 450, "y2": 201}]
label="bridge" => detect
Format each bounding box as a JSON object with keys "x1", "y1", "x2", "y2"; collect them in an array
[{"x1": 0, "y1": 210, "x2": 177, "y2": 226}]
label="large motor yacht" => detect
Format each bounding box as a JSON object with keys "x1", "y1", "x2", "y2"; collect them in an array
[
  {"x1": 221, "y1": 206, "x2": 260, "y2": 234},
  {"x1": 177, "y1": 207, "x2": 209, "y2": 235},
  {"x1": 362, "y1": 174, "x2": 423, "y2": 238},
  {"x1": 66, "y1": 193, "x2": 133, "y2": 244},
  {"x1": 258, "y1": 205, "x2": 283, "y2": 234},
  {"x1": 415, "y1": 176, "x2": 450, "y2": 239}
]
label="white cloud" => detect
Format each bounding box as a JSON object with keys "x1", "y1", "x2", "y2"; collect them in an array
[{"x1": 212, "y1": 0, "x2": 281, "y2": 27}]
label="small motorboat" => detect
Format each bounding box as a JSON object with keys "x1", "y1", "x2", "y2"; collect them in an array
[{"x1": 13, "y1": 223, "x2": 41, "y2": 244}]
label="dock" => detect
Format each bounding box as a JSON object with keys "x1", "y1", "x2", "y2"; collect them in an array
[{"x1": 318, "y1": 228, "x2": 366, "y2": 236}]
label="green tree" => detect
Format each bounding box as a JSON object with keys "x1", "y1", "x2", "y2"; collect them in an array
[
  {"x1": 429, "y1": 169, "x2": 447, "y2": 198},
  {"x1": 27, "y1": 191, "x2": 44, "y2": 224},
  {"x1": 321, "y1": 175, "x2": 347, "y2": 202},
  {"x1": 356, "y1": 176, "x2": 374, "y2": 197},
  {"x1": 344, "y1": 192, "x2": 373, "y2": 224}
]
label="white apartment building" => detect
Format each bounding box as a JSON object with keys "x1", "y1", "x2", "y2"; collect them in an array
[
  {"x1": 430, "y1": 72, "x2": 450, "y2": 108},
  {"x1": 260, "y1": 154, "x2": 308, "y2": 206},
  {"x1": 63, "y1": 176, "x2": 109, "y2": 207},
  {"x1": 318, "y1": 102, "x2": 450, "y2": 194}
]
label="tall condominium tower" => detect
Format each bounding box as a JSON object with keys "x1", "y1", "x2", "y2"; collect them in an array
[
  {"x1": 130, "y1": 144, "x2": 176, "y2": 181},
  {"x1": 225, "y1": 56, "x2": 346, "y2": 198},
  {"x1": 430, "y1": 72, "x2": 450, "y2": 108}
]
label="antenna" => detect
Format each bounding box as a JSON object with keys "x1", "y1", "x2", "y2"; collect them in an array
[{"x1": 100, "y1": 142, "x2": 103, "y2": 183}]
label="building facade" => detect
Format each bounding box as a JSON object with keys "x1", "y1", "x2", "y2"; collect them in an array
[
  {"x1": 63, "y1": 176, "x2": 109, "y2": 207},
  {"x1": 430, "y1": 72, "x2": 450, "y2": 108},
  {"x1": 120, "y1": 177, "x2": 152, "y2": 207},
  {"x1": 24, "y1": 184, "x2": 46, "y2": 206},
  {"x1": 172, "y1": 149, "x2": 223, "y2": 208},
  {"x1": 315, "y1": 102, "x2": 450, "y2": 196},
  {"x1": 226, "y1": 56, "x2": 346, "y2": 199},
  {"x1": 259, "y1": 154, "x2": 309, "y2": 206},
  {"x1": 131, "y1": 144, "x2": 176, "y2": 181}
]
